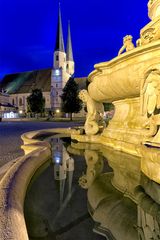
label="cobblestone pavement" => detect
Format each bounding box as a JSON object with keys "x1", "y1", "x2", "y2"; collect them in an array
[{"x1": 0, "y1": 121, "x2": 81, "y2": 168}]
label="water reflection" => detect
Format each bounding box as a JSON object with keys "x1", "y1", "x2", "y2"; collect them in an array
[
  {"x1": 71, "y1": 141, "x2": 160, "y2": 240},
  {"x1": 24, "y1": 136, "x2": 160, "y2": 240},
  {"x1": 51, "y1": 137, "x2": 74, "y2": 206},
  {"x1": 25, "y1": 137, "x2": 105, "y2": 240},
  {"x1": 79, "y1": 150, "x2": 104, "y2": 189}
]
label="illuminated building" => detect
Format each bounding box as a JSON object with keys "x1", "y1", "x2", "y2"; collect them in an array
[{"x1": 0, "y1": 6, "x2": 87, "y2": 118}]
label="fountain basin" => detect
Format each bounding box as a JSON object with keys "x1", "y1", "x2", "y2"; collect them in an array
[
  {"x1": 73, "y1": 41, "x2": 160, "y2": 155},
  {"x1": 88, "y1": 40, "x2": 160, "y2": 102}
]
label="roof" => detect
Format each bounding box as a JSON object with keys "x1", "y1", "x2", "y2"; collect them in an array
[
  {"x1": 0, "y1": 69, "x2": 51, "y2": 94},
  {"x1": 55, "y1": 6, "x2": 65, "y2": 52},
  {"x1": 0, "y1": 69, "x2": 87, "y2": 94},
  {"x1": 66, "y1": 22, "x2": 73, "y2": 61}
]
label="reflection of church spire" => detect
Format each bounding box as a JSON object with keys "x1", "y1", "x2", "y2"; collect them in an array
[
  {"x1": 66, "y1": 21, "x2": 73, "y2": 61},
  {"x1": 60, "y1": 178, "x2": 66, "y2": 206},
  {"x1": 66, "y1": 158, "x2": 74, "y2": 194},
  {"x1": 55, "y1": 4, "x2": 65, "y2": 52}
]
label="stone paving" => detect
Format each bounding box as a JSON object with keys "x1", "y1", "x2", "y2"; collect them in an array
[{"x1": 0, "y1": 121, "x2": 81, "y2": 168}]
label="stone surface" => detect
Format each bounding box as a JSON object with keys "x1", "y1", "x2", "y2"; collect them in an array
[
  {"x1": 0, "y1": 123, "x2": 83, "y2": 240},
  {"x1": 0, "y1": 121, "x2": 81, "y2": 168}
]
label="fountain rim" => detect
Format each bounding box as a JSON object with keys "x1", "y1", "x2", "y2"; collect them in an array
[
  {"x1": 88, "y1": 39, "x2": 160, "y2": 82},
  {"x1": 0, "y1": 128, "x2": 75, "y2": 240}
]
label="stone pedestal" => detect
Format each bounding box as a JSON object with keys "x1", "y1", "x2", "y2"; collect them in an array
[{"x1": 102, "y1": 98, "x2": 147, "y2": 155}]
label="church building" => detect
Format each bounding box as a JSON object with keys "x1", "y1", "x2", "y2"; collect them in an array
[{"x1": 0, "y1": 6, "x2": 86, "y2": 118}]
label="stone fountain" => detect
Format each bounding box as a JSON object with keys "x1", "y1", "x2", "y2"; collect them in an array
[{"x1": 72, "y1": 0, "x2": 160, "y2": 183}]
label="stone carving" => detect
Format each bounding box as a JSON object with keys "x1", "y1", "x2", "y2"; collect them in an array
[
  {"x1": 118, "y1": 35, "x2": 135, "y2": 55},
  {"x1": 148, "y1": 0, "x2": 156, "y2": 9},
  {"x1": 137, "y1": 0, "x2": 160, "y2": 47},
  {"x1": 137, "y1": 27, "x2": 160, "y2": 46},
  {"x1": 141, "y1": 68, "x2": 160, "y2": 137},
  {"x1": 78, "y1": 89, "x2": 105, "y2": 135}
]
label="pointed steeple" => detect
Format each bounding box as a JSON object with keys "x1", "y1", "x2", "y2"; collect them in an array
[
  {"x1": 55, "y1": 4, "x2": 65, "y2": 52},
  {"x1": 66, "y1": 21, "x2": 73, "y2": 61}
]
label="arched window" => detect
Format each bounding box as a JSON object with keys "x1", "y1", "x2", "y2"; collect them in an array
[{"x1": 19, "y1": 98, "x2": 23, "y2": 106}]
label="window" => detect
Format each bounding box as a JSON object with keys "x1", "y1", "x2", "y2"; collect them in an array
[
  {"x1": 56, "y1": 83, "x2": 58, "y2": 88},
  {"x1": 56, "y1": 55, "x2": 59, "y2": 61},
  {"x1": 12, "y1": 99, "x2": 14, "y2": 105},
  {"x1": 19, "y1": 98, "x2": 23, "y2": 106}
]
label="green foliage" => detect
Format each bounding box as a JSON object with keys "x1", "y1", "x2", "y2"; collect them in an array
[
  {"x1": 27, "y1": 89, "x2": 45, "y2": 114},
  {"x1": 103, "y1": 103, "x2": 114, "y2": 111},
  {"x1": 61, "y1": 77, "x2": 82, "y2": 120}
]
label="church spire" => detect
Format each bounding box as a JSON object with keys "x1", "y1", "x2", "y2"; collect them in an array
[
  {"x1": 55, "y1": 4, "x2": 65, "y2": 52},
  {"x1": 66, "y1": 21, "x2": 73, "y2": 61}
]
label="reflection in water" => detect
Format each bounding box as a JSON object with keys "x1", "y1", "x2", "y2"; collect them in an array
[
  {"x1": 52, "y1": 137, "x2": 74, "y2": 207},
  {"x1": 135, "y1": 174, "x2": 160, "y2": 240},
  {"x1": 24, "y1": 137, "x2": 105, "y2": 240},
  {"x1": 24, "y1": 136, "x2": 160, "y2": 240},
  {"x1": 72, "y1": 141, "x2": 160, "y2": 240},
  {"x1": 79, "y1": 150, "x2": 104, "y2": 189}
]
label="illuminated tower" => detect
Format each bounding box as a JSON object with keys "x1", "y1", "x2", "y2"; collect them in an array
[
  {"x1": 51, "y1": 5, "x2": 75, "y2": 114},
  {"x1": 66, "y1": 22, "x2": 74, "y2": 76}
]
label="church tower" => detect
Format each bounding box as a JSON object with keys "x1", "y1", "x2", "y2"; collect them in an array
[
  {"x1": 51, "y1": 5, "x2": 75, "y2": 113},
  {"x1": 66, "y1": 22, "x2": 74, "y2": 76},
  {"x1": 54, "y1": 6, "x2": 66, "y2": 70}
]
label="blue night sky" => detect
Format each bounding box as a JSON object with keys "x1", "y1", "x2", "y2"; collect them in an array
[{"x1": 0, "y1": 0, "x2": 149, "y2": 80}]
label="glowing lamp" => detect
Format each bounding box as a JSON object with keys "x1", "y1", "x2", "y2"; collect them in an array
[{"x1": 56, "y1": 109, "x2": 60, "y2": 113}]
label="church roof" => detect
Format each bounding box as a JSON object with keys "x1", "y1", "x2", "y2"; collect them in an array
[
  {"x1": 66, "y1": 22, "x2": 73, "y2": 61},
  {"x1": 55, "y1": 6, "x2": 65, "y2": 52},
  {"x1": 0, "y1": 69, "x2": 51, "y2": 94},
  {"x1": 0, "y1": 69, "x2": 87, "y2": 94}
]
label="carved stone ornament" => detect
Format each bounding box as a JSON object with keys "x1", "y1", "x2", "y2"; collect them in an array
[
  {"x1": 78, "y1": 89, "x2": 106, "y2": 135},
  {"x1": 141, "y1": 68, "x2": 160, "y2": 138},
  {"x1": 118, "y1": 35, "x2": 135, "y2": 55}
]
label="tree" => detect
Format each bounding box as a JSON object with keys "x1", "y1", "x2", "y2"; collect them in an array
[
  {"x1": 61, "y1": 77, "x2": 82, "y2": 120},
  {"x1": 103, "y1": 103, "x2": 114, "y2": 111},
  {"x1": 27, "y1": 89, "x2": 45, "y2": 116}
]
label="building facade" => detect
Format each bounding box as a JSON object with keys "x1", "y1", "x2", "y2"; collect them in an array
[{"x1": 0, "y1": 90, "x2": 17, "y2": 118}]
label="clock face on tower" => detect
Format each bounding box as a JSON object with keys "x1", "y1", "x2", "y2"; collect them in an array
[{"x1": 52, "y1": 69, "x2": 62, "y2": 77}]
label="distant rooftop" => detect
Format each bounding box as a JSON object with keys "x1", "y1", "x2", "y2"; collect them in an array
[{"x1": 0, "y1": 69, "x2": 87, "y2": 94}]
